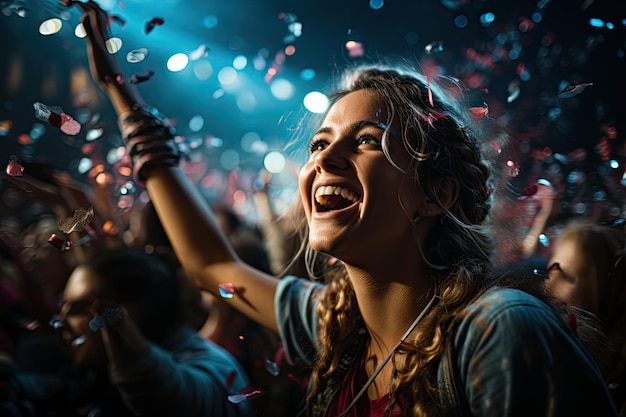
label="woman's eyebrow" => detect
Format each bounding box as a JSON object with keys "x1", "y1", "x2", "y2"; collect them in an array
[
  {"x1": 315, "y1": 120, "x2": 387, "y2": 135},
  {"x1": 313, "y1": 126, "x2": 332, "y2": 136},
  {"x1": 353, "y1": 120, "x2": 387, "y2": 130}
]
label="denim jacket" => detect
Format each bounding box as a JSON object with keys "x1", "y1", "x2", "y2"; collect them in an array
[{"x1": 276, "y1": 276, "x2": 617, "y2": 417}]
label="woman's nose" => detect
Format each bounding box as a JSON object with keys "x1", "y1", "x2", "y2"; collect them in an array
[{"x1": 314, "y1": 143, "x2": 349, "y2": 173}]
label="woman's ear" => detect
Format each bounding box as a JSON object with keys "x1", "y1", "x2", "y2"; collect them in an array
[{"x1": 422, "y1": 177, "x2": 459, "y2": 216}]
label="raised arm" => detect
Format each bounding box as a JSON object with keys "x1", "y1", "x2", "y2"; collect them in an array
[{"x1": 72, "y1": 0, "x2": 280, "y2": 332}]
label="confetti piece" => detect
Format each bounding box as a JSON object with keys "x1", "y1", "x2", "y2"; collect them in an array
[
  {"x1": 39, "y1": 18, "x2": 62, "y2": 36},
  {"x1": 426, "y1": 74, "x2": 434, "y2": 107},
  {"x1": 145, "y1": 17, "x2": 164, "y2": 34},
  {"x1": 218, "y1": 283, "x2": 236, "y2": 299},
  {"x1": 59, "y1": 113, "x2": 81, "y2": 135},
  {"x1": 105, "y1": 37, "x2": 123, "y2": 54},
  {"x1": 33, "y1": 102, "x2": 81, "y2": 135},
  {"x1": 48, "y1": 234, "x2": 72, "y2": 251},
  {"x1": 189, "y1": 44, "x2": 210, "y2": 61},
  {"x1": 469, "y1": 105, "x2": 488, "y2": 119},
  {"x1": 417, "y1": 109, "x2": 447, "y2": 128},
  {"x1": 130, "y1": 69, "x2": 155, "y2": 84},
  {"x1": 6, "y1": 158, "x2": 24, "y2": 177},
  {"x1": 557, "y1": 82, "x2": 593, "y2": 98},
  {"x1": 227, "y1": 386, "x2": 265, "y2": 404},
  {"x1": 19, "y1": 319, "x2": 40, "y2": 331},
  {"x1": 265, "y1": 359, "x2": 280, "y2": 376},
  {"x1": 57, "y1": 206, "x2": 95, "y2": 234},
  {"x1": 126, "y1": 48, "x2": 149, "y2": 63}
]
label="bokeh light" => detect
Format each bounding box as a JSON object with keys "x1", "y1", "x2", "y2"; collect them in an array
[
  {"x1": 303, "y1": 91, "x2": 328, "y2": 113},
  {"x1": 167, "y1": 53, "x2": 189, "y2": 72},
  {"x1": 264, "y1": 151, "x2": 286, "y2": 173}
]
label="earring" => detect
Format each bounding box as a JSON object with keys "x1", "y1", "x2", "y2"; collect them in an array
[{"x1": 427, "y1": 209, "x2": 432, "y2": 215}]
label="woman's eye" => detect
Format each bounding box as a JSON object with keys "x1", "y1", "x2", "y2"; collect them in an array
[
  {"x1": 309, "y1": 139, "x2": 326, "y2": 153},
  {"x1": 357, "y1": 135, "x2": 381, "y2": 146}
]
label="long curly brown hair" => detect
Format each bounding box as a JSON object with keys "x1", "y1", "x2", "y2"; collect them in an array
[{"x1": 285, "y1": 64, "x2": 517, "y2": 416}]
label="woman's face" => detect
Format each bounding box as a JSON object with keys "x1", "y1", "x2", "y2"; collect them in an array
[
  {"x1": 545, "y1": 237, "x2": 582, "y2": 303},
  {"x1": 298, "y1": 89, "x2": 425, "y2": 264},
  {"x1": 59, "y1": 266, "x2": 107, "y2": 371}
]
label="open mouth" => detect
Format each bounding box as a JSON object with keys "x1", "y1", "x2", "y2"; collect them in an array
[{"x1": 315, "y1": 185, "x2": 360, "y2": 212}]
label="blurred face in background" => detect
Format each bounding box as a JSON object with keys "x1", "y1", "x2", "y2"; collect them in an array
[
  {"x1": 59, "y1": 266, "x2": 107, "y2": 371},
  {"x1": 545, "y1": 236, "x2": 582, "y2": 303}
]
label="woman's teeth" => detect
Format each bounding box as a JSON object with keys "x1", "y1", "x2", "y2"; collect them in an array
[{"x1": 315, "y1": 186, "x2": 359, "y2": 209}]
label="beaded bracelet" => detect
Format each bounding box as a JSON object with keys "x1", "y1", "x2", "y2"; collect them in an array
[{"x1": 117, "y1": 104, "x2": 180, "y2": 184}]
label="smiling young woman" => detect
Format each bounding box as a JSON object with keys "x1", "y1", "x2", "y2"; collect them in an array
[{"x1": 70, "y1": 1, "x2": 618, "y2": 416}]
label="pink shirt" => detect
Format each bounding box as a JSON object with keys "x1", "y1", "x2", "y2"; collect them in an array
[{"x1": 327, "y1": 351, "x2": 405, "y2": 417}]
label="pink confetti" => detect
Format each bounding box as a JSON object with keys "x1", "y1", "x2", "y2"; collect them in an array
[
  {"x1": 418, "y1": 109, "x2": 447, "y2": 128},
  {"x1": 426, "y1": 74, "x2": 434, "y2": 107},
  {"x1": 6, "y1": 159, "x2": 24, "y2": 177},
  {"x1": 48, "y1": 234, "x2": 72, "y2": 252},
  {"x1": 19, "y1": 319, "x2": 41, "y2": 331},
  {"x1": 469, "y1": 105, "x2": 488, "y2": 119},
  {"x1": 33, "y1": 102, "x2": 81, "y2": 135},
  {"x1": 60, "y1": 113, "x2": 81, "y2": 135}
]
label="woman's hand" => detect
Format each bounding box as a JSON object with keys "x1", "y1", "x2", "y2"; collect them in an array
[
  {"x1": 65, "y1": 0, "x2": 142, "y2": 114},
  {"x1": 65, "y1": 1, "x2": 118, "y2": 89}
]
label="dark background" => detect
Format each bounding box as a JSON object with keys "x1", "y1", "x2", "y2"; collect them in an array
[{"x1": 1, "y1": 0, "x2": 625, "y2": 222}]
